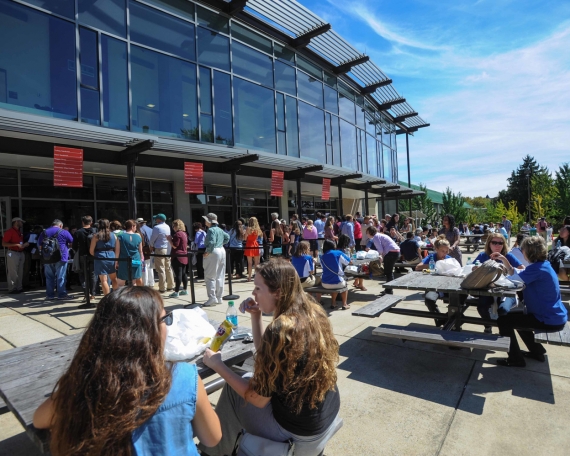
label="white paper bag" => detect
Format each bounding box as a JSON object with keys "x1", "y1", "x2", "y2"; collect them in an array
[
  {"x1": 435, "y1": 258, "x2": 463, "y2": 277},
  {"x1": 364, "y1": 250, "x2": 380, "y2": 260},
  {"x1": 356, "y1": 251, "x2": 367, "y2": 260},
  {"x1": 164, "y1": 307, "x2": 217, "y2": 361}
]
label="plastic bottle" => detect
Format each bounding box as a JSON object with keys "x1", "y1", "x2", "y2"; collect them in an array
[
  {"x1": 467, "y1": 257, "x2": 472, "y2": 265},
  {"x1": 556, "y1": 240, "x2": 562, "y2": 249},
  {"x1": 429, "y1": 254, "x2": 435, "y2": 272},
  {"x1": 226, "y1": 301, "x2": 238, "y2": 327}
]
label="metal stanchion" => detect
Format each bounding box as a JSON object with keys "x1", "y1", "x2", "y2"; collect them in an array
[
  {"x1": 223, "y1": 248, "x2": 239, "y2": 301},
  {"x1": 127, "y1": 257, "x2": 133, "y2": 284},
  {"x1": 184, "y1": 251, "x2": 198, "y2": 308},
  {"x1": 82, "y1": 256, "x2": 90, "y2": 306}
]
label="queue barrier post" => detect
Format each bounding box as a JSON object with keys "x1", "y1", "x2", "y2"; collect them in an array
[
  {"x1": 82, "y1": 255, "x2": 90, "y2": 306},
  {"x1": 223, "y1": 247, "x2": 239, "y2": 301},
  {"x1": 185, "y1": 251, "x2": 198, "y2": 307},
  {"x1": 127, "y1": 257, "x2": 133, "y2": 284}
]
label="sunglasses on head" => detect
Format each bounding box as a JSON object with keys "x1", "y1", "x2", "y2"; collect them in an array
[
  {"x1": 491, "y1": 241, "x2": 504, "y2": 246},
  {"x1": 160, "y1": 311, "x2": 173, "y2": 326}
]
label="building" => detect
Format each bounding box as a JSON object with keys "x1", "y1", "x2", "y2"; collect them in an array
[{"x1": 0, "y1": 0, "x2": 429, "y2": 233}]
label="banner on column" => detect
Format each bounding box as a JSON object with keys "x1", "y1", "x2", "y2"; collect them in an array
[
  {"x1": 54, "y1": 146, "x2": 83, "y2": 187},
  {"x1": 322, "y1": 178, "x2": 331, "y2": 201},
  {"x1": 184, "y1": 162, "x2": 204, "y2": 194},
  {"x1": 270, "y1": 170, "x2": 284, "y2": 197}
]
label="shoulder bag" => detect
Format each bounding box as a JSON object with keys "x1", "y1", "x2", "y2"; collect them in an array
[
  {"x1": 460, "y1": 259, "x2": 505, "y2": 289},
  {"x1": 232, "y1": 430, "x2": 295, "y2": 456}
]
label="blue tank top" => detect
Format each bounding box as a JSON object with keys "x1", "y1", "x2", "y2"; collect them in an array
[{"x1": 132, "y1": 363, "x2": 199, "y2": 456}]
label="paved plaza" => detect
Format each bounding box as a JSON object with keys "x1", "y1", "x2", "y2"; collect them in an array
[{"x1": 1, "y1": 255, "x2": 570, "y2": 456}]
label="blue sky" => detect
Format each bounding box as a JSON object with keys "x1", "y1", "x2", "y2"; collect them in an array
[{"x1": 297, "y1": 0, "x2": 570, "y2": 197}]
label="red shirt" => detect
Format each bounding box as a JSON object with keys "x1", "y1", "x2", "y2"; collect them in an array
[{"x1": 3, "y1": 227, "x2": 23, "y2": 251}]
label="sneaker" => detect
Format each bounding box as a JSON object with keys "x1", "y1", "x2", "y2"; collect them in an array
[
  {"x1": 45, "y1": 297, "x2": 57, "y2": 301},
  {"x1": 169, "y1": 292, "x2": 179, "y2": 298},
  {"x1": 202, "y1": 297, "x2": 218, "y2": 307},
  {"x1": 77, "y1": 302, "x2": 96, "y2": 309},
  {"x1": 57, "y1": 295, "x2": 75, "y2": 301},
  {"x1": 484, "y1": 326, "x2": 493, "y2": 334},
  {"x1": 179, "y1": 290, "x2": 189, "y2": 296},
  {"x1": 217, "y1": 299, "x2": 223, "y2": 305}
]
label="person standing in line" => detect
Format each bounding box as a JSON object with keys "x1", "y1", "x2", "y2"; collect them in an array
[
  {"x1": 365, "y1": 225, "x2": 400, "y2": 294},
  {"x1": 290, "y1": 213, "x2": 304, "y2": 239},
  {"x1": 149, "y1": 214, "x2": 174, "y2": 293},
  {"x1": 202, "y1": 213, "x2": 229, "y2": 307},
  {"x1": 167, "y1": 219, "x2": 189, "y2": 298},
  {"x1": 37, "y1": 219, "x2": 75, "y2": 301},
  {"x1": 73, "y1": 216, "x2": 98, "y2": 301},
  {"x1": 340, "y1": 214, "x2": 356, "y2": 249},
  {"x1": 501, "y1": 215, "x2": 513, "y2": 246},
  {"x1": 324, "y1": 216, "x2": 338, "y2": 244},
  {"x1": 269, "y1": 212, "x2": 282, "y2": 252},
  {"x1": 303, "y1": 219, "x2": 319, "y2": 261},
  {"x1": 244, "y1": 217, "x2": 263, "y2": 282},
  {"x1": 137, "y1": 218, "x2": 154, "y2": 287},
  {"x1": 438, "y1": 214, "x2": 463, "y2": 266},
  {"x1": 360, "y1": 216, "x2": 373, "y2": 251},
  {"x1": 114, "y1": 220, "x2": 143, "y2": 287},
  {"x1": 314, "y1": 212, "x2": 326, "y2": 252},
  {"x1": 88, "y1": 219, "x2": 118, "y2": 300},
  {"x1": 228, "y1": 220, "x2": 245, "y2": 279},
  {"x1": 2, "y1": 217, "x2": 28, "y2": 294},
  {"x1": 192, "y1": 222, "x2": 207, "y2": 280},
  {"x1": 353, "y1": 216, "x2": 362, "y2": 251}
]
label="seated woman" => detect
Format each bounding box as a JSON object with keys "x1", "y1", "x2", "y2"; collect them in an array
[
  {"x1": 33, "y1": 287, "x2": 221, "y2": 455},
  {"x1": 200, "y1": 259, "x2": 342, "y2": 456},
  {"x1": 320, "y1": 239, "x2": 351, "y2": 309},
  {"x1": 415, "y1": 235, "x2": 452, "y2": 326},
  {"x1": 494, "y1": 236, "x2": 568, "y2": 367},
  {"x1": 554, "y1": 225, "x2": 570, "y2": 281},
  {"x1": 291, "y1": 241, "x2": 316, "y2": 289},
  {"x1": 472, "y1": 233, "x2": 525, "y2": 334}
]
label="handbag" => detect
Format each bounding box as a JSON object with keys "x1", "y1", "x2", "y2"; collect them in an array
[
  {"x1": 460, "y1": 259, "x2": 505, "y2": 289},
  {"x1": 272, "y1": 247, "x2": 283, "y2": 255},
  {"x1": 232, "y1": 430, "x2": 295, "y2": 456}
]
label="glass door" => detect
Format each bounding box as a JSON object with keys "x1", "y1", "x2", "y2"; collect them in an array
[{"x1": 0, "y1": 197, "x2": 12, "y2": 290}]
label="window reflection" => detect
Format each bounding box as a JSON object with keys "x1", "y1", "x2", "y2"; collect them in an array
[
  {"x1": 78, "y1": 0, "x2": 126, "y2": 37},
  {"x1": 366, "y1": 133, "x2": 377, "y2": 176},
  {"x1": 340, "y1": 120, "x2": 357, "y2": 170},
  {"x1": 213, "y1": 71, "x2": 232, "y2": 145},
  {"x1": 285, "y1": 96, "x2": 299, "y2": 157},
  {"x1": 232, "y1": 22, "x2": 272, "y2": 54},
  {"x1": 275, "y1": 61, "x2": 296, "y2": 96},
  {"x1": 197, "y1": 27, "x2": 230, "y2": 71},
  {"x1": 298, "y1": 71, "x2": 323, "y2": 108},
  {"x1": 234, "y1": 77, "x2": 275, "y2": 153},
  {"x1": 339, "y1": 94, "x2": 355, "y2": 124},
  {"x1": 232, "y1": 41, "x2": 273, "y2": 87},
  {"x1": 299, "y1": 101, "x2": 325, "y2": 163},
  {"x1": 80, "y1": 28, "x2": 100, "y2": 125},
  {"x1": 324, "y1": 85, "x2": 338, "y2": 114},
  {"x1": 22, "y1": 0, "x2": 75, "y2": 18},
  {"x1": 197, "y1": 5, "x2": 228, "y2": 33},
  {"x1": 102, "y1": 35, "x2": 129, "y2": 130},
  {"x1": 200, "y1": 67, "x2": 213, "y2": 142}
]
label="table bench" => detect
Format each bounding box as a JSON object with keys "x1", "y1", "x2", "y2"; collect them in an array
[
  {"x1": 305, "y1": 285, "x2": 348, "y2": 296},
  {"x1": 0, "y1": 326, "x2": 255, "y2": 454},
  {"x1": 352, "y1": 295, "x2": 403, "y2": 318},
  {"x1": 534, "y1": 322, "x2": 570, "y2": 346},
  {"x1": 459, "y1": 242, "x2": 481, "y2": 253},
  {"x1": 394, "y1": 262, "x2": 418, "y2": 271}
]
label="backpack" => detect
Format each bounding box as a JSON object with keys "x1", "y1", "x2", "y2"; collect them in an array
[
  {"x1": 41, "y1": 229, "x2": 63, "y2": 263},
  {"x1": 460, "y1": 259, "x2": 505, "y2": 289}
]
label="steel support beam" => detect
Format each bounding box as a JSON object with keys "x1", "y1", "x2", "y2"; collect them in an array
[
  {"x1": 377, "y1": 98, "x2": 406, "y2": 111},
  {"x1": 231, "y1": 171, "x2": 238, "y2": 223},
  {"x1": 333, "y1": 56, "x2": 369, "y2": 75},
  {"x1": 337, "y1": 184, "x2": 343, "y2": 215},
  {"x1": 330, "y1": 173, "x2": 362, "y2": 185},
  {"x1": 406, "y1": 133, "x2": 412, "y2": 215},
  {"x1": 291, "y1": 23, "x2": 331, "y2": 48},
  {"x1": 392, "y1": 112, "x2": 419, "y2": 123},
  {"x1": 283, "y1": 165, "x2": 323, "y2": 181},
  {"x1": 120, "y1": 139, "x2": 154, "y2": 220},
  {"x1": 297, "y1": 178, "x2": 303, "y2": 219},
  {"x1": 361, "y1": 79, "x2": 393, "y2": 94},
  {"x1": 364, "y1": 188, "x2": 369, "y2": 217}
]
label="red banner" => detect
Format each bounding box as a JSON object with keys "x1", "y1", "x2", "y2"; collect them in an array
[
  {"x1": 322, "y1": 178, "x2": 331, "y2": 201},
  {"x1": 54, "y1": 146, "x2": 83, "y2": 188},
  {"x1": 184, "y1": 162, "x2": 204, "y2": 194},
  {"x1": 270, "y1": 170, "x2": 284, "y2": 197}
]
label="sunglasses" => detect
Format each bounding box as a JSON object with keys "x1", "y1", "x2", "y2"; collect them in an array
[
  {"x1": 490, "y1": 241, "x2": 504, "y2": 246},
  {"x1": 160, "y1": 311, "x2": 173, "y2": 326}
]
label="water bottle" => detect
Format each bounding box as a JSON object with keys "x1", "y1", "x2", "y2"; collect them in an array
[
  {"x1": 226, "y1": 301, "x2": 238, "y2": 327},
  {"x1": 467, "y1": 257, "x2": 472, "y2": 265},
  {"x1": 429, "y1": 254, "x2": 435, "y2": 272},
  {"x1": 556, "y1": 239, "x2": 562, "y2": 249}
]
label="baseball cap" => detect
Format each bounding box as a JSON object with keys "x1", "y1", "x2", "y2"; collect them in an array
[
  {"x1": 202, "y1": 213, "x2": 218, "y2": 224},
  {"x1": 136, "y1": 218, "x2": 147, "y2": 223},
  {"x1": 153, "y1": 214, "x2": 167, "y2": 221},
  {"x1": 12, "y1": 217, "x2": 25, "y2": 223}
]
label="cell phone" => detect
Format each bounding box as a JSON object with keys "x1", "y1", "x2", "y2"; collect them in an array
[{"x1": 229, "y1": 332, "x2": 252, "y2": 341}]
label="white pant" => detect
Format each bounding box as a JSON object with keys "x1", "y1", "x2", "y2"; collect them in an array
[
  {"x1": 204, "y1": 248, "x2": 226, "y2": 302},
  {"x1": 6, "y1": 250, "x2": 25, "y2": 292},
  {"x1": 143, "y1": 259, "x2": 154, "y2": 287}
]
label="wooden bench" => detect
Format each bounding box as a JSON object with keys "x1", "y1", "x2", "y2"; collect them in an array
[
  {"x1": 305, "y1": 285, "x2": 348, "y2": 295},
  {"x1": 371, "y1": 324, "x2": 510, "y2": 351},
  {"x1": 352, "y1": 295, "x2": 403, "y2": 318},
  {"x1": 394, "y1": 262, "x2": 417, "y2": 271},
  {"x1": 534, "y1": 322, "x2": 570, "y2": 346},
  {"x1": 459, "y1": 242, "x2": 481, "y2": 253}
]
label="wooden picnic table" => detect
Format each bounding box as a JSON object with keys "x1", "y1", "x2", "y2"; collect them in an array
[
  {"x1": 459, "y1": 234, "x2": 483, "y2": 253},
  {"x1": 0, "y1": 324, "x2": 255, "y2": 454}
]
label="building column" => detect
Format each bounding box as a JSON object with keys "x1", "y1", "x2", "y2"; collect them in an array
[
  {"x1": 127, "y1": 161, "x2": 137, "y2": 220},
  {"x1": 173, "y1": 180, "x2": 191, "y2": 225}
]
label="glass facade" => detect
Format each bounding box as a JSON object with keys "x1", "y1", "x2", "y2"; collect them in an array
[{"x1": 0, "y1": 0, "x2": 399, "y2": 182}]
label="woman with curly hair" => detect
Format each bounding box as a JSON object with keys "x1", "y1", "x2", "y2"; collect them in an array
[
  {"x1": 200, "y1": 259, "x2": 342, "y2": 456},
  {"x1": 438, "y1": 213, "x2": 462, "y2": 266},
  {"x1": 33, "y1": 287, "x2": 221, "y2": 455}
]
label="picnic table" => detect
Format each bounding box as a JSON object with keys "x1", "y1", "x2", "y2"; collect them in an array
[
  {"x1": 460, "y1": 234, "x2": 483, "y2": 253},
  {"x1": 0, "y1": 324, "x2": 255, "y2": 454},
  {"x1": 361, "y1": 272, "x2": 519, "y2": 350}
]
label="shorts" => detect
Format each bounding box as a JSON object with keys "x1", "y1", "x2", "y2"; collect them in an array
[{"x1": 322, "y1": 279, "x2": 347, "y2": 289}]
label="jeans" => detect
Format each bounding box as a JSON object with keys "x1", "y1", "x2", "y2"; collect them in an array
[
  {"x1": 229, "y1": 248, "x2": 244, "y2": 276},
  {"x1": 382, "y1": 251, "x2": 399, "y2": 294},
  {"x1": 80, "y1": 256, "x2": 97, "y2": 296},
  {"x1": 172, "y1": 257, "x2": 188, "y2": 292},
  {"x1": 44, "y1": 261, "x2": 68, "y2": 298}
]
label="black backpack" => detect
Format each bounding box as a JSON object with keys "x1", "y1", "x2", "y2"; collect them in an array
[{"x1": 41, "y1": 229, "x2": 63, "y2": 263}]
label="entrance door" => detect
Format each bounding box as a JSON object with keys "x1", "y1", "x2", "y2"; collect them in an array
[{"x1": 0, "y1": 197, "x2": 12, "y2": 290}]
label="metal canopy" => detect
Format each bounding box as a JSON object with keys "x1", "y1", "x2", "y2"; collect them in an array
[{"x1": 241, "y1": 0, "x2": 427, "y2": 132}]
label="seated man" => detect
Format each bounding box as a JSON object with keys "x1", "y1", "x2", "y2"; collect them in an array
[{"x1": 400, "y1": 232, "x2": 422, "y2": 266}]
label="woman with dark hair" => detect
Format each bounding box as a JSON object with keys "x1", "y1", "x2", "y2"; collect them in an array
[
  {"x1": 115, "y1": 219, "x2": 143, "y2": 287},
  {"x1": 554, "y1": 225, "x2": 570, "y2": 281},
  {"x1": 320, "y1": 239, "x2": 351, "y2": 309},
  {"x1": 89, "y1": 219, "x2": 117, "y2": 295},
  {"x1": 385, "y1": 213, "x2": 399, "y2": 232},
  {"x1": 228, "y1": 220, "x2": 245, "y2": 279},
  {"x1": 438, "y1": 214, "x2": 462, "y2": 266},
  {"x1": 167, "y1": 219, "x2": 189, "y2": 298},
  {"x1": 324, "y1": 216, "x2": 338, "y2": 243},
  {"x1": 33, "y1": 287, "x2": 222, "y2": 454},
  {"x1": 200, "y1": 259, "x2": 341, "y2": 456}
]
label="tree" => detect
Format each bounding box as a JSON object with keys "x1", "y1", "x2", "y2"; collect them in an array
[
  {"x1": 442, "y1": 187, "x2": 468, "y2": 223},
  {"x1": 530, "y1": 168, "x2": 558, "y2": 221},
  {"x1": 398, "y1": 184, "x2": 437, "y2": 226},
  {"x1": 464, "y1": 196, "x2": 488, "y2": 208},
  {"x1": 554, "y1": 163, "x2": 570, "y2": 222},
  {"x1": 506, "y1": 201, "x2": 524, "y2": 233},
  {"x1": 500, "y1": 155, "x2": 542, "y2": 216}
]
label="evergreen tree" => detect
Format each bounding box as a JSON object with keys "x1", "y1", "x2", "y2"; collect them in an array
[
  {"x1": 442, "y1": 188, "x2": 468, "y2": 223},
  {"x1": 398, "y1": 184, "x2": 437, "y2": 226},
  {"x1": 531, "y1": 169, "x2": 558, "y2": 221},
  {"x1": 554, "y1": 163, "x2": 570, "y2": 223},
  {"x1": 501, "y1": 155, "x2": 541, "y2": 215}
]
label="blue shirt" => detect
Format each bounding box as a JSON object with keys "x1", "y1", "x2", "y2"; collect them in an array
[
  {"x1": 474, "y1": 252, "x2": 521, "y2": 268},
  {"x1": 422, "y1": 253, "x2": 452, "y2": 264},
  {"x1": 340, "y1": 222, "x2": 355, "y2": 247},
  {"x1": 150, "y1": 222, "x2": 171, "y2": 249},
  {"x1": 291, "y1": 254, "x2": 314, "y2": 278},
  {"x1": 320, "y1": 250, "x2": 350, "y2": 285},
  {"x1": 132, "y1": 363, "x2": 199, "y2": 456},
  {"x1": 499, "y1": 227, "x2": 509, "y2": 238},
  {"x1": 37, "y1": 227, "x2": 74, "y2": 262},
  {"x1": 228, "y1": 229, "x2": 243, "y2": 248},
  {"x1": 314, "y1": 219, "x2": 325, "y2": 238},
  {"x1": 194, "y1": 230, "x2": 206, "y2": 249},
  {"x1": 512, "y1": 261, "x2": 567, "y2": 326}
]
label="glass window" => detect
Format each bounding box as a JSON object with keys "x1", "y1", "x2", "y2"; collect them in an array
[
  {"x1": 232, "y1": 22, "x2": 271, "y2": 54},
  {"x1": 78, "y1": 0, "x2": 126, "y2": 37},
  {"x1": 21, "y1": 0, "x2": 74, "y2": 19},
  {"x1": 234, "y1": 77, "x2": 275, "y2": 153},
  {"x1": 129, "y1": 1, "x2": 195, "y2": 61},
  {"x1": 137, "y1": 203, "x2": 152, "y2": 224},
  {"x1": 197, "y1": 27, "x2": 230, "y2": 71},
  {"x1": 22, "y1": 200, "x2": 94, "y2": 228},
  {"x1": 274, "y1": 61, "x2": 296, "y2": 96},
  {"x1": 356, "y1": 106, "x2": 365, "y2": 129},
  {"x1": 151, "y1": 181, "x2": 174, "y2": 202},
  {"x1": 197, "y1": 5, "x2": 228, "y2": 33},
  {"x1": 213, "y1": 70, "x2": 232, "y2": 145},
  {"x1": 80, "y1": 28, "x2": 100, "y2": 125},
  {"x1": 391, "y1": 130, "x2": 397, "y2": 150},
  {"x1": 276, "y1": 93, "x2": 285, "y2": 155},
  {"x1": 383, "y1": 144, "x2": 391, "y2": 181},
  {"x1": 97, "y1": 201, "x2": 128, "y2": 222},
  {"x1": 207, "y1": 186, "x2": 232, "y2": 205},
  {"x1": 189, "y1": 193, "x2": 206, "y2": 205},
  {"x1": 366, "y1": 134, "x2": 377, "y2": 176},
  {"x1": 240, "y1": 189, "x2": 266, "y2": 207},
  {"x1": 324, "y1": 72, "x2": 337, "y2": 89},
  {"x1": 339, "y1": 94, "x2": 355, "y2": 123},
  {"x1": 101, "y1": 35, "x2": 129, "y2": 130},
  {"x1": 96, "y1": 176, "x2": 128, "y2": 201},
  {"x1": 340, "y1": 120, "x2": 357, "y2": 171},
  {"x1": 324, "y1": 85, "x2": 338, "y2": 114},
  {"x1": 0, "y1": 168, "x2": 18, "y2": 197},
  {"x1": 137, "y1": 179, "x2": 151, "y2": 202},
  {"x1": 297, "y1": 71, "x2": 323, "y2": 108},
  {"x1": 199, "y1": 66, "x2": 213, "y2": 142},
  {"x1": 131, "y1": 46, "x2": 198, "y2": 139},
  {"x1": 297, "y1": 56, "x2": 321, "y2": 80},
  {"x1": 141, "y1": 0, "x2": 194, "y2": 21},
  {"x1": 377, "y1": 141, "x2": 383, "y2": 178},
  {"x1": 365, "y1": 113, "x2": 375, "y2": 136},
  {"x1": 285, "y1": 96, "x2": 299, "y2": 157},
  {"x1": 232, "y1": 41, "x2": 273, "y2": 87},
  {"x1": 274, "y1": 43, "x2": 294, "y2": 63},
  {"x1": 357, "y1": 129, "x2": 366, "y2": 172},
  {"x1": 299, "y1": 101, "x2": 325, "y2": 163},
  {"x1": 21, "y1": 171, "x2": 94, "y2": 200},
  {"x1": 0, "y1": 1, "x2": 77, "y2": 121},
  {"x1": 331, "y1": 115, "x2": 341, "y2": 166},
  {"x1": 325, "y1": 113, "x2": 332, "y2": 165}
]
